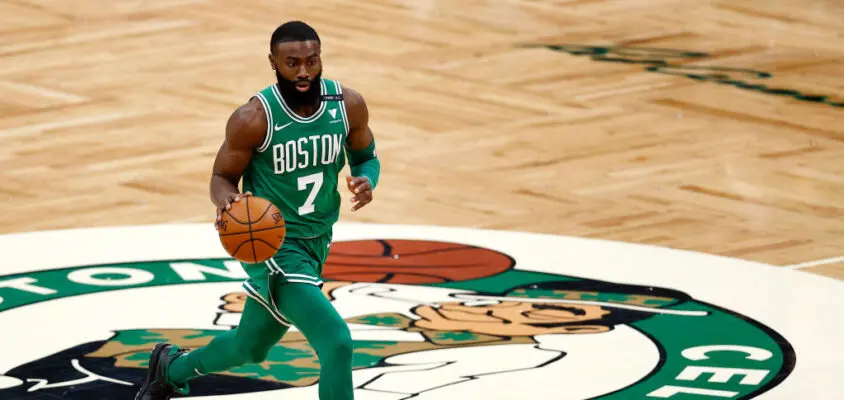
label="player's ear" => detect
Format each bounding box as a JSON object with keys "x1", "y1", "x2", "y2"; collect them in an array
[{"x1": 268, "y1": 53, "x2": 276, "y2": 70}]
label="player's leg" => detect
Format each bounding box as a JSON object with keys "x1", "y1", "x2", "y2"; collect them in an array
[
  {"x1": 134, "y1": 295, "x2": 289, "y2": 399},
  {"x1": 169, "y1": 294, "x2": 290, "y2": 382},
  {"x1": 274, "y1": 282, "x2": 354, "y2": 400}
]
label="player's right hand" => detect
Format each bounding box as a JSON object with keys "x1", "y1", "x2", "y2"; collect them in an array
[{"x1": 215, "y1": 191, "x2": 252, "y2": 230}]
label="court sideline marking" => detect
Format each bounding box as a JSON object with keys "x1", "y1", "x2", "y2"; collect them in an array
[{"x1": 785, "y1": 255, "x2": 844, "y2": 270}]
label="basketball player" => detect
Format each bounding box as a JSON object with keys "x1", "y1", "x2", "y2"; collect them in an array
[{"x1": 134, "y1": 20, "x2": 380, "y2": 400}]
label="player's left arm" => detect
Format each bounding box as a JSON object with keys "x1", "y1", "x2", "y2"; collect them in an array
[{"x1": 343, "y1": 86, "x2": 380, "y2": 211}]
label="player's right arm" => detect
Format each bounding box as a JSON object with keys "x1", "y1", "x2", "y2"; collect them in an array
[{"x1": 210, "y1": 97, "x2": 268, "y2": 228}]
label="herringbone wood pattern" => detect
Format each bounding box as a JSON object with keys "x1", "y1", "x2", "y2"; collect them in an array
[{"x1": 1, "y1": 0, "x2": 842, "y2": 279}]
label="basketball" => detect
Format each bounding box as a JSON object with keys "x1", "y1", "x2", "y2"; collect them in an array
[
  {"x1": 323, "y1": 239, "x2": 514, "y2": 284},
  {"x1": 217, "y1": 196, "x2": 286, "y2": 263}
]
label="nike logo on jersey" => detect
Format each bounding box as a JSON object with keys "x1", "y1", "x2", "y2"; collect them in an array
[
  {"x1": 274, "y1": 121, "x2": 294, "y2": 131},
  {"x1": 328, "y1": 109, "x2": 337, "y2": 119}
]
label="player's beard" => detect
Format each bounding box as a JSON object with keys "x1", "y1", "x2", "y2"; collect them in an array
[{"x1": 276, "y1": 69, "x2": 322, "y2": 111}]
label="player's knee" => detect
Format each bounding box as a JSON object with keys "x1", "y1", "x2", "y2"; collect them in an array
[
  {"x1": 337, "y1": 326, "x2": 353, "y2": 353},
  {"x1": 246, "y1": 347, "x2": 271, "y2": 364},
  {"x1": 330, "y1": 322, "x2": 353, "y2": 357},
  {"x1": 236, "y1": 340, "x2": 272, "y2": 364},
  {"x1": 316, "y1": 321, "x2": 352, "y2": 359}
]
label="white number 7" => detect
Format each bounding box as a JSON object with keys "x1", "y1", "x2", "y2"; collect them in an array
[{"x1": 297, "y1": 172, "x2": 323, "y2": 215}]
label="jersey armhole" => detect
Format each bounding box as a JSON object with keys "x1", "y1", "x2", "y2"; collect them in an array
[{"x1": 253, "y1": 93, "x2": 274, "y2": 153}]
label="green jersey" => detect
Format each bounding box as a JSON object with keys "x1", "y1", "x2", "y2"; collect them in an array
[{"x1": 242, "y1": 79, "x2": 349, "y2": 238}]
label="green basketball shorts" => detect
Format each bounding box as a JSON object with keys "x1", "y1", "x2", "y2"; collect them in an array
[{"x1": 239, "y1": 231, "x2": 332, "y2": 326}]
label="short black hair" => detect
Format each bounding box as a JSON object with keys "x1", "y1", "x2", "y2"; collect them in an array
[{"x1": 270, "y1": 21, "x2": 320, "y2": 52}]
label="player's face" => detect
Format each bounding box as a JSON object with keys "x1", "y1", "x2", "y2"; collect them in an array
[
  {"x1": 270, "y1": 40, "x2": 322, "y2": 92},
  {"x1": 413, "y1": 301, "x2": 612, "y2": 336}
]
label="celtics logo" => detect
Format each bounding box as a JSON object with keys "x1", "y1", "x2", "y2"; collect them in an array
[{"x1": 0, "y1": 224, "x2": 814, "y2": 399}]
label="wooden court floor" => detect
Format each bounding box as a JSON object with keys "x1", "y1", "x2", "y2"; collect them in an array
[{"x1": 0, "y1": 0, "x2": 842, "y2": 280}]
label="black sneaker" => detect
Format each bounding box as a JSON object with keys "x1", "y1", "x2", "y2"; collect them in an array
[{"x1": 134, "y1": 343, "x2": 187, "y2": 400}]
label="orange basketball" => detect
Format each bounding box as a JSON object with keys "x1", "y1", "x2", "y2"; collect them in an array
[
  {"x1": 323, "y1": 239, "x2": 514, "y2": 284},
  {"x1": 217, "y1": 196, "x2": 286, "y2": 264}
]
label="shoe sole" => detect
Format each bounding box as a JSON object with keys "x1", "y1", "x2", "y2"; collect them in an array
[{"x1": 135, "y1": 343, "x2": 170, "y2": 400}]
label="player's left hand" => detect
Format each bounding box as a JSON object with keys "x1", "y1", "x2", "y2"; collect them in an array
[{"x1": 346, "y1": 175, "x2": 373, "y2": 211}]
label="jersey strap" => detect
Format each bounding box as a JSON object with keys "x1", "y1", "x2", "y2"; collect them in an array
[{"x1": 253, "y1": 90, "x2": 276, "y2": 153}]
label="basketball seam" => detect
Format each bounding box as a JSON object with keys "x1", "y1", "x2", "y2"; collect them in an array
[
  {"x1": 326, "y1": 271, "x2": 452, "y2": 283},
  {"x1": 254, "y1": 202, "x2": 275, "y2": 222},
  {"x1": 325, "y1": 261, "x2": 494, "y2": 269},
  {"x1": 227, "y1": 238, "x2": 251, "y2": 257},
  {"x1": 328, "y1": 271, "x2": 455, "y2": 279},
  {"x1": 222, "y1": 198, "x2": 276, "y2": 225},
  {"x1": 329, "y1": 245, "x2": 473, "y2": 258},
  {"x1": 223, "y1": 209, "x2": 249, "y2": 225},
  {"x1": 251, "y1": 238, "x2": 280, "y2": 253},
  {"x1": 376, "y1": 239, "x2": 392, "y2": 256},
  {"x1": 246, "y1": 198, "x2": 257, "y2": 262},
  {"x1": 218, "y1": 225, "x2": 286, "y2": 237}
]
